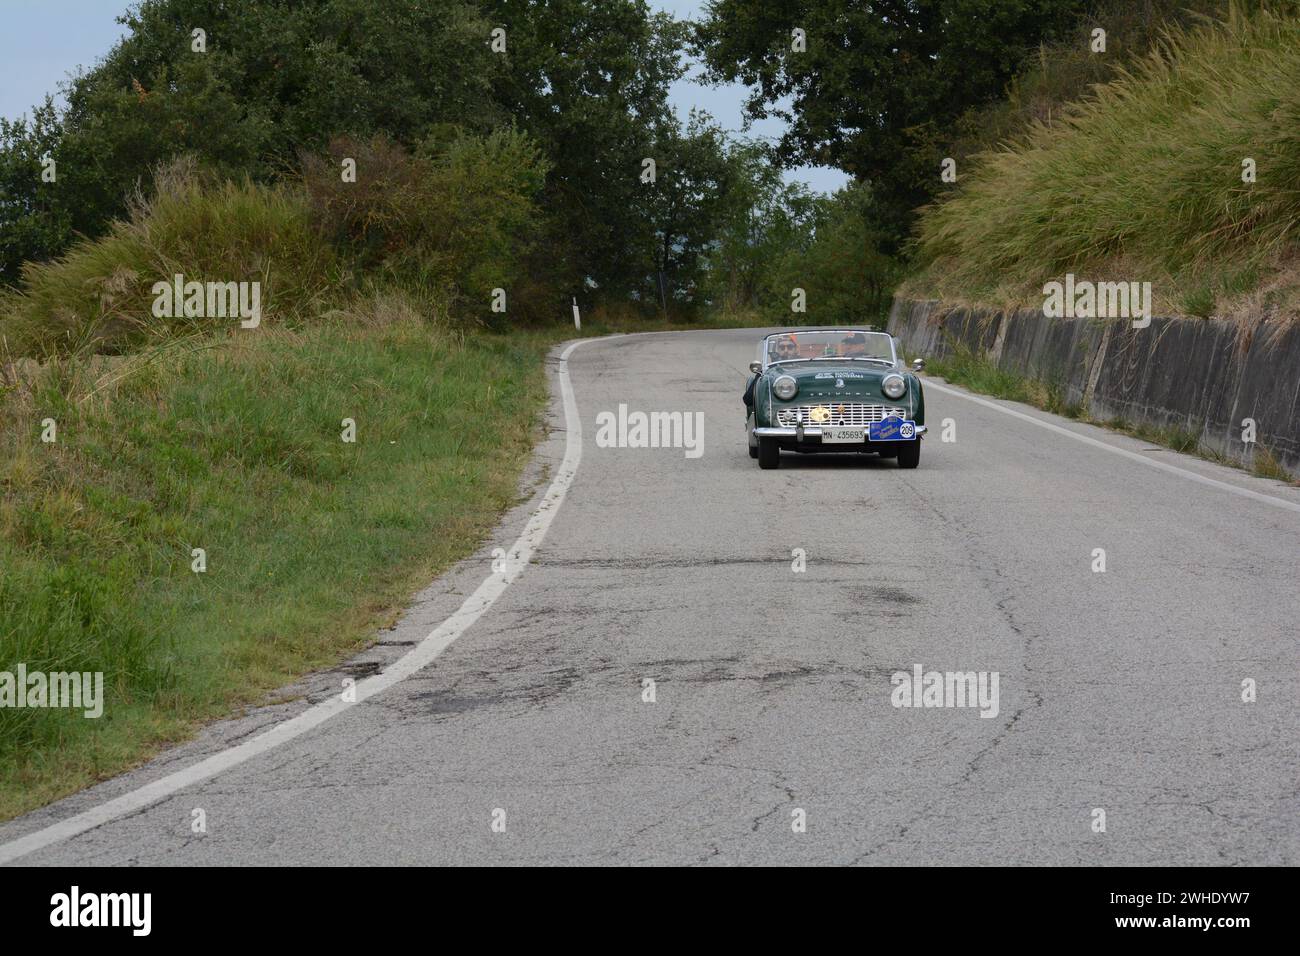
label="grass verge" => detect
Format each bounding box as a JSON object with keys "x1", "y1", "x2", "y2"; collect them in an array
[
  {"x1": 0, "y1": 308, "x2": 568, "y2": 820},
  {"x1": 0, "y1": 300, "x2": 758, "y2": 821}
]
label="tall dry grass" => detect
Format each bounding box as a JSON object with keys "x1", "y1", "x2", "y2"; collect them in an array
[{"x1": 907, "y1": 4, "x2": 1300, "y2": 321}]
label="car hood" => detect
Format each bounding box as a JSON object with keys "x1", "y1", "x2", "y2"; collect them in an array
[{"x1": 765, "y1": 362, "x2": 900, "y2": 400}]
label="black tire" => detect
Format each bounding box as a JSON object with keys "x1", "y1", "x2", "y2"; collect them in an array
[
  {"x1": 897, "y1": 440, "x2": 921, "y2": 469},
  {"x1": 749, "y1": 444, "x2": 759, "y2": 459},
  {"x1": 758, "y1": 438, "x2": 780, "y2": 469}
]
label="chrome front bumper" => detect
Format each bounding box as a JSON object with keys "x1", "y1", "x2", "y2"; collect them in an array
[{"x1": 754, "y1": 425, "x2": 927, "y2": 439}]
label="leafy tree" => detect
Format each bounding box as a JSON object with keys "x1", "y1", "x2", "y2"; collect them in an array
[
  {"x1": 0, "y1": 100, "x2": 70, "y2": 286},
  {"x1": 699, "y1": 139, "x2": 819, "y2": 314},
  {"x1": 0, "y1": 0, "x2": 501, "y2": 282},
  {"x1": 759, "y1": 183, "x2": 900, "y2": 325},
  {"x1": 696, "y1": 0, "x2": 1088, "y2": 248},
  {"x1": 482, "y1": 0, "x2": 691, "y2": 301},
  {"x1": 73, "y1": 0, "x2": 500, "y2": 156},
  {"x1": 55, "y1": 54, "x2": 266, "y2": 248},
  {"x1": 635, "y1": 112, "x2": 738, "y2": 310},
  {"x1": 2, "y1": 0, "x2": 700, "y2": 308}
]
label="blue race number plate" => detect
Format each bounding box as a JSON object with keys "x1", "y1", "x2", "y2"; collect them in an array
[{"x1": 868, "y1": 417, "x2": 916, "y2": 441}]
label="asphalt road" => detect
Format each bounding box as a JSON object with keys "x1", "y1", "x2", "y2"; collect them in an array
[{"x1": 3, "y1": 328, "x2": 1298, "y2": 865}]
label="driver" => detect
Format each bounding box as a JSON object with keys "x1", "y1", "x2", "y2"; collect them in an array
[
  {"x1": 770, "y1": 335, "x2": 799, "y2": 361},
  {"x1": 746, "y1": 335, "x2": 797, "y2": 409}
]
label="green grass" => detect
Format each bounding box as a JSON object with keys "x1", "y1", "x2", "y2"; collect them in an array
[
  {"x1": 0, "y1": 136, "x2": 765, "y2": 820},
  {"x1": 906, "y1": 5, "x2": 1300, "y2": 322},
  {"x1": 0, "y1": 297, "x2": 758, "y2": 820},
  {"x1": 924, "y1": 346, "x2": 1295, "y2": 483},
  {"x1": 0, "y1": 157, "x2": 342, "y2": 359},
  {"x1": 0, "y1": 309, "x2": 570, "y2": 819},
  {"x1": 1250, "y1": 443, "x2": 1292, "y2": 481},
  {"x1": 924, "y1": 348, "x2": 1083, "y2": 419}
]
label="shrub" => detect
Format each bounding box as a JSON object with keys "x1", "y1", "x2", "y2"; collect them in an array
[
  {"x1": 302, "y1": 130, "x2": 551, "y2": 325},
  {"x1": 0, "y1": 157, "x2": 341, "y2": 358}
]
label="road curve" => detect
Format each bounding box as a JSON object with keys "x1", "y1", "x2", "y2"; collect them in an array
[{"x1": 3, "y1": 327, "x2": 1298, "y2": 865}]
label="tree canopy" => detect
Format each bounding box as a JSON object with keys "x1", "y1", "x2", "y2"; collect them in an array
[{"x1": 695, "y1": 0, "x2": 1088, "y2": 247}]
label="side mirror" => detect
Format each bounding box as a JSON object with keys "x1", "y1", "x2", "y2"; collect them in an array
[
  {"x1": 749, "y1": 361, "x2": 762, "y2": 374},
  {"x1": 911, "y1": 358, "x2": 926, "y2": 372}
]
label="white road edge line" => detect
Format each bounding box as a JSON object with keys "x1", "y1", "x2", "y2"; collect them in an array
[
  {"x1": 0, "y1": 336, "x2": 600, "y2": 865},
  {"x1": 925, "y1": 379, "x2": 1300, "y2": 515}
]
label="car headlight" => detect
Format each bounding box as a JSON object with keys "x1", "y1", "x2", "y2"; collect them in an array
[
  {"x1": 881, "y1": 374, "x2": 906, "y2": 399},
  {"x1": 773, "y1": 375, "x2": 798, "y2": 400}
]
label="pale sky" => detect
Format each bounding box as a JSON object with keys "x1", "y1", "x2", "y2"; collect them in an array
[{"x1": 0, "y1": 0, "x2": 849, "y2": 194}]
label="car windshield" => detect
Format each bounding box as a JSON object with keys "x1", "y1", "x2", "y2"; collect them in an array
[{"x1": 765, "y1": 331, "x2": 894, "y2": 366}]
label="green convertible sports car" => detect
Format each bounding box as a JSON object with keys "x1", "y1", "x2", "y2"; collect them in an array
[{"x1": 743, "y1": 328, "x2": 927, "y2": 469}]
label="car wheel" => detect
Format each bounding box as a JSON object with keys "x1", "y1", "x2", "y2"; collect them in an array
[
  {"x1": 758, "y1": 438, "x2": 780, "y2": 469},
  {"x1": 897, "y1": 441, "x2": 920, "y2": 469},
  {"x1": 749, "y1": 443, "x2": 759, "y2": 459}
]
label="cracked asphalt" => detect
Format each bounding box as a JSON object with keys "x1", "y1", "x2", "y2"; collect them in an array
[{"x1": 4, "y1": 328, "x2": 1299, "y2": 865}]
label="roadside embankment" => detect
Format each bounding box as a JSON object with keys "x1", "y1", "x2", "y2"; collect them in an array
[{"x1": 889, "y1": 297, "x2": 1300, "y2": 476}]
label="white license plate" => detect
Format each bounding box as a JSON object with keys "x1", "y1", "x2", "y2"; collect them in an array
[{"x1": 822, "y1": 427, "x2": 865, "y2": 443}]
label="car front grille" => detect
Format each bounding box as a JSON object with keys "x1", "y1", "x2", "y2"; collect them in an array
[{"x1": 776, "y1": 403, "x2": 907, "y2": 427}]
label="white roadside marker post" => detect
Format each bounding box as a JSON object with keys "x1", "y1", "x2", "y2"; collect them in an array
[{"x1": 572, "y1": 296, "x2": 581, "y2": 331}]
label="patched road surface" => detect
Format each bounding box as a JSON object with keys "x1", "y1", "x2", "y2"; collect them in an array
[{"x1": 4, "y1": 329, "x2": 1298, "y2": 865}]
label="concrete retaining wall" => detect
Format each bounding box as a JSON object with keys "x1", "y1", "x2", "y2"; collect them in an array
[{"x1": 888, "y1": 298, "x2": 1300, "y2": 473}]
